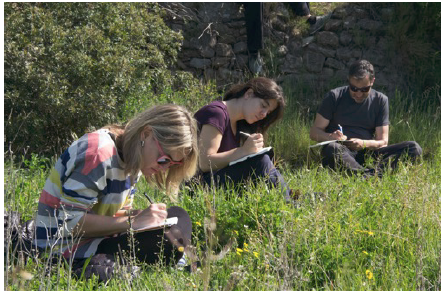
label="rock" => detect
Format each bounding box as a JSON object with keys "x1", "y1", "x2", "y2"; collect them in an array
[
  {"x1": 212, "y1": 57, "x2": 230, "y2": 68},
  {"x1": 189, "y1": 58, "x2": 211, "y2": 69},
  {"x1": 339, "y1": 31, "x2": 352, "y2": 46},
  {"x1": 381, "y1": 7, "x2": 395, "y2": 22},
  {"x1": 204, "y1": 68, "x2": 216, "y2": 80},
  {"x1": 288, "y1": 39, "x2": 303, "y2": 54},
  {"x1": 218, "y1": 68, "x2": 232, "y2": 80},
  {"x1": 227, "y1": 20, "x2": 247, "y2": 29},
  {"x1": 325, "y1": 58, "x2": 346, "y2": 70},
  {"x1": 200, "y1": 46, "x2": 215, "y2": 58},
  {"x1": 357, "y1": 19, "x2": 383, "y2": 32},
  {"x1": 215, "y1": 43, "x2": 234, "y2": 57},
  {"x1": 343, "y1": 16, "x2": 357, "y2": 30},
  {"x1": 302, "y1": 36, "x2": 315, "y2": 47},
  {"x1": 324, "y1": 19, "x2": 342, "y2": 31},
  {"x1": 303, "y1": 50, "x2": 325, "y2": 73},
  {"x1": 235, "y1": 54, "x2": 248, "y2": 68},
  {"x1": 362, "y1": 49, "x2": 384, "y2": 67},
  {"x1": 280, "y1": 54, "x2": 303, "y2": 73},
  {"x1": 332, "y1": 6, "x2": 348, "y2": 19},
  {"x1": 278, "y1": 45, "x2": 288, "y2": 56},
  {"x1": 316, "y1": 31, "x2": 339, "y2": 48},
  {"x1": 335, "y1": 69, "x2": 349, "y2": 80},
  {"x1": 176, "y1": 59, "x2": 187, "y2": 70},
  {"x1": 308, "y1": 43, "x2": 336, "y2": 58},
  {"x1": 376, "y1": 38, "x2": 389, "y2": 51},
  {"x1": 352, "y1": 7, "x2": 369, "y2": 19},
  {"x1": 233, "y1": 41, "x2": 247, "y2": 54},
  {"x1": 336, "y1": 47, "x2": 353, "y2": 62},
  {"x1": 320, "y1": 67, "x2": 335, "y2": 80}
]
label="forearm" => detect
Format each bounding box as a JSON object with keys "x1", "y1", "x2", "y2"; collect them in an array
[
  {"x1": 199, "y1": 147, "x2": 246, "y2": 172},
  {"x1": 310, "y1": 126, "x2": 334, "y2": 142},
  {"x1": 364, "y1": 139, "x2": 387, "y2": 149},
  {"x1": 73, "y1": 213, "x2": 133, "y2": 238}
]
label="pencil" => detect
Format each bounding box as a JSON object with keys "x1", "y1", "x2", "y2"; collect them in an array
[{"x1": 144, "y1": 192, "x2": 154, "y2": 204}]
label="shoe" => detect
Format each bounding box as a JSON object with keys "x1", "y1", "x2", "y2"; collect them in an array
[
  {"x1": 307, "y1": 16, "x2": 317, "y2": 25},
  {"x1": 309, "y1": 13, "x2": 331, "y2": 35},
  {"x1": 248, "y1": 51, "x2": 263, "y2": 74},
  {"x1": 176, "y1": 253, "x2": 187, "y2": 268}
]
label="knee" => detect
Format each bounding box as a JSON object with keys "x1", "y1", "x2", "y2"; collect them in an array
[
  {"x1": 322, "y1": 142, "x2": 345, "y2": 157},
  {"x1": 407, "y1": 141, "x2": 423, "y2": 158},
  {"x1": 253, "y1": 154, "x2": 274, "y2": 173}
]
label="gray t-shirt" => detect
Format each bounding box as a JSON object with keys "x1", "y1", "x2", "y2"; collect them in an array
[{"x1": 317, "y1": 86, "x2": 389, "y2": 140}]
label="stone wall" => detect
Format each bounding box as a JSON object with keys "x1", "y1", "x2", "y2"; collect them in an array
[{"x1": 160, "y1": 3, "x2": 403, "y2": 96}]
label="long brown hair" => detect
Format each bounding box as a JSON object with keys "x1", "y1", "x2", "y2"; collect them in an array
[{"x1": 223, "y1": 77, "x2": 285, "y2": 135}]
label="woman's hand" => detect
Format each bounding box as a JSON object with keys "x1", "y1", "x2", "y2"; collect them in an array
[
  {"x1": 132, "y1": 203, "x2": 168, "y2": 231},
  {"x1": 329, "y1": 130, "x2": 347, "y2": 141},
  {"x1": 242, "y1": 133, "x2": 264, "y2": 155}
]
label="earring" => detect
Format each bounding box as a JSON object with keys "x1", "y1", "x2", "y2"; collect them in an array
[{"x1": 140, "y1": 140, "x2": 145, "y2": 147}]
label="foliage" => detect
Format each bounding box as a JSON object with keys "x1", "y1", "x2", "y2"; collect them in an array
[
  {"x1": 4, "y1": 2, "x2": 186, "y2": 155},
  {"x1": 5, "y1": 89, "x2": 441, "y2": 290},
  {"x1": 386, "y1": 3, "x2": 441, "y2": 93}
]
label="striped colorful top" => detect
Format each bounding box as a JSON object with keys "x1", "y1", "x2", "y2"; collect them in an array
[{"x1": 34, "y1": 129, "x2": 138, "y2": 259}]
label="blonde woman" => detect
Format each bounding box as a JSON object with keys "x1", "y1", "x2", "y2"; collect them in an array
[{"x1": 32, "y1": 104, "x2": 198, "y2": 280}]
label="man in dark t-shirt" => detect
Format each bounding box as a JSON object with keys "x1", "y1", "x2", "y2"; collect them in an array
[{"x1": 310, "y1": 59, "x2": 422, "y2": 176}]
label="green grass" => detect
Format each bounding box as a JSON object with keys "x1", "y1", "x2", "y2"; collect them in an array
[{"x1": 5, "y1": 87, "x2": 441, "y2": 290}]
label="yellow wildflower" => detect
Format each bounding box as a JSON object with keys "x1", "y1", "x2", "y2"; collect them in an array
[
  {"x1": 368, "y1": 231, "x2": 374, "y2": 236},
  {"x1": 178, "y1": 246, "x2": 185, "y2": 252},
  {"x1": 253, "y1": 251, "x2": 259, "y2": 258},
  {"x1": 244, "y1": 242, "x2": 248, "y2": 248},
  {"x1": 366, "y1": 269, "x2": 373, "y2": 280},
  {"x1": 236, "y1": 248, "x2": 244, "y2": 253},
  {"x1": 234, "y1": 230, "x2": 239, "y2": 235},
  {"x1": 195, "y1": 221, "x2": 202, "y2": 226},
  {"x1": 362, "y1": 251, "x2": 369, "y2": 255}
]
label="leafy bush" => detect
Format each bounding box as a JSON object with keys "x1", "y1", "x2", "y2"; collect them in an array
[{"x1": 4, "y1": 2, "x2": 185, "y2": 155}]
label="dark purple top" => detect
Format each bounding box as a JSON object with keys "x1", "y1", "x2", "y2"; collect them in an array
[{"x1": 194, "y1": 100, "x2": 240, "y2": 153}]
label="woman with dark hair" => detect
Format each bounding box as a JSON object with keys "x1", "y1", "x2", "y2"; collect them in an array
[{"x1": 194, "y1": 77, "x2": 293, "y2": 202}]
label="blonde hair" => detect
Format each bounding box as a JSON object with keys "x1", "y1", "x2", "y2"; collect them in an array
[{"x1": 105, "y1": 104, "x2": 198, "y2": 199}]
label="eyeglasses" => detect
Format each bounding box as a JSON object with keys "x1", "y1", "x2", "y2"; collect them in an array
[
  {"x1": 154, "y1": 138, "x2": 183, "y2": 169},
  {"x1": 349, "y1": 84, "x2": 372, "y2": 93}
]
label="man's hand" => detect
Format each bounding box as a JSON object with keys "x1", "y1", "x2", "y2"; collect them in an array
[
  {"x1": 329, "y1": 130, "x2": 347, "y2": 141},
  {"x1": 344, "y1": 138, "x2": 364, "y2": 151}
]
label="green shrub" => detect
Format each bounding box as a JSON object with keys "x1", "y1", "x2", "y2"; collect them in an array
[{"x1": 4, "y1": 2, "x2": 184, "y2": 155}]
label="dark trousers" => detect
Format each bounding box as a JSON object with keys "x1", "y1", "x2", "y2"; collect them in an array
[
  {"x1": 244, "y1": 2, "x2": 264, "y2": 53},
  {"x1": 95, "y1": 206, "x2": 191, "y2": 265},
  {"x1": 321, "y1": 141, "x2": 422, "y2": 174},
  {"x1": 201, "y1": 151, "x2": 292, "y2": 202},
  {"x1": 288, "y1": 3, "x2": 311, "y2": 16}
]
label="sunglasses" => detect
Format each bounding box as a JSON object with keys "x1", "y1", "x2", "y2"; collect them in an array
[
  {"x1": 154, "y1": 138, "x2": 183, "y2": 169},
  {"x1": 349, "y1": 84, "x2": 372, "y2": 93}
]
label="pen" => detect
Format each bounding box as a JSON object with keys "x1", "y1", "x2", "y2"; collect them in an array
[
  {"x1": 239, "y1": 131, "x2": 251, "y2": 138},
  {"x1": 338, "y1": 124, "x2": 343, "y2": 134},
  {"x1": 144, "y1": 192, "x2": 154, "y2": 204}
]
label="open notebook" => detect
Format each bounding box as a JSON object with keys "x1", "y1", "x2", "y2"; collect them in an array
[
  {"x1": 309, "y1": 140, "x2": 351, "y2": 148},
  {"x1": 229, "y1": 147, "x2": 272, "y2": 166},
  {"x1": 132, "y1": 217, "x2": 178, "y2": 233}
]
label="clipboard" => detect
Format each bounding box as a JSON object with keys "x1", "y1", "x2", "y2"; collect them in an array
[{"x1": 132, "y1": 217, "x2": 178, "y2": 233}]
